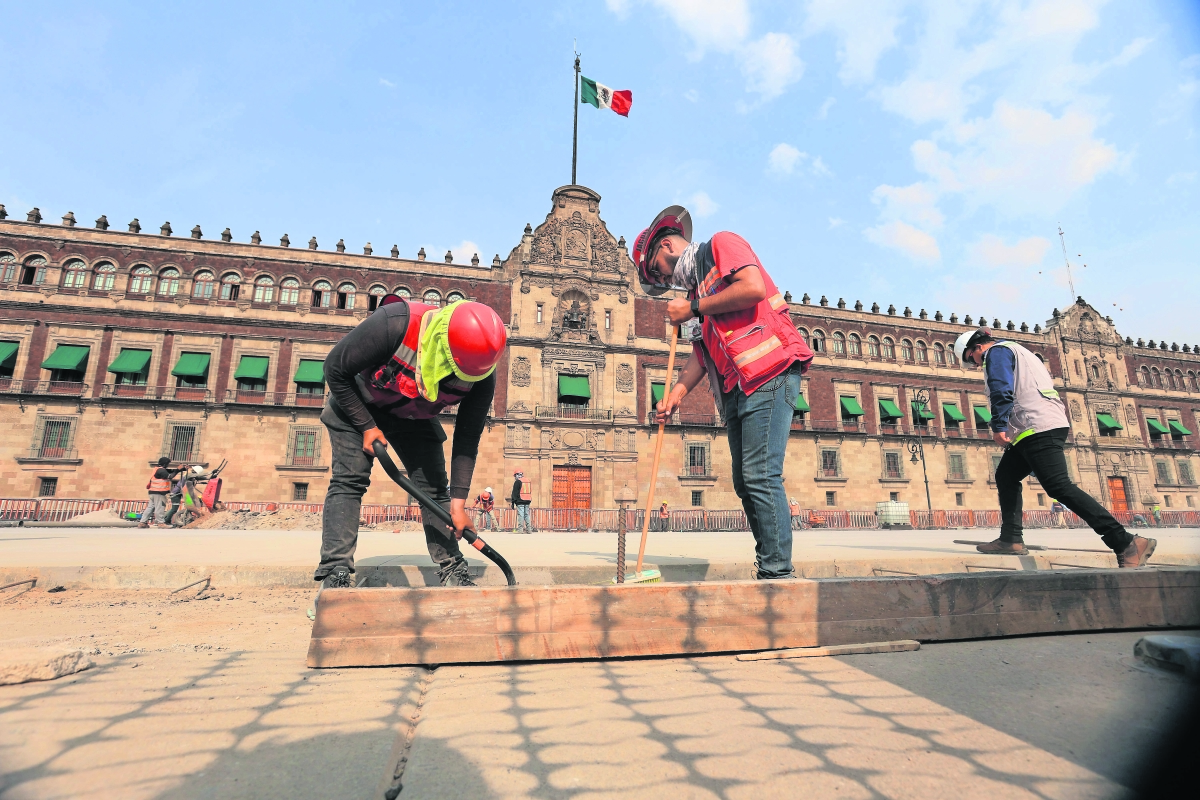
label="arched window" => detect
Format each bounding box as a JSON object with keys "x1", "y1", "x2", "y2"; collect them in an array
[
  {"x1": 867, "y1": 335, "x2": 880, "y2": 357},
  {"x1": 219, "y1": 272, "x2": 241, "y2": 301},
  {"x1": 900, "y1": 339, "x2": 914, "y2": 361},
  {"x1": 810, "y1": 329, "x2": 825, "y2": 353},
  {"x1": 1190, "y1": 371, "x2": 1199, "y2": 392},
  {"x1": 947, "y1": 347, "x2": 958, "y2": 366},
  {"x1": 1151, "y1": 367, "x2": 1161, "y2": 388},
  {"x1": 1090, "y1": 363, "x2": 1101, "y2": 381},
  {"x1": 1176, "y1": 370, "x2": 1185, "y2": 391},
  {"x1": 1109, "y1": 363, "x2": 1117, "y2": 381},
  {"x1": 0, "y1": 252, "x2": 17, "y2": 283},
  {"x1": 62, "y1": 259, "x2": 88, "y2": 289},
  {"x1": 915, "y1": 341, "x2": 928, "y2": 363},
  {"x1": 882, "y1": 337, "x2": 895, "y2": 359},
  {"x1": 128, "y1": 266, "x2": 153, "y2": 294},
  {"x1": 1139, "y1": 367, "x2": 1150, "y2": 387},
  {"x1": 253, "y1": 275, "x2": 275, "y2": 304},
  {"x1": 20, "y1": 256, "x2": 47, "y2": 286},
  {"x1": 92, "y1": 262, "x2": 116, "y2": 291},
  {"x1": 157, "y1": 268, "x2": 180, "y2": 296},
  {"x1": 394, "y1": 286, "x2": 412, "y2": 298},
  {"x1": 279, "y1": 278, "x2": 300, "y2": 305},
  {"x1": 446, "y1": 290, "x2": 465, "y2": 304},
  {"x1": 796, "y1": 327, "x2": 810, "y2": 346},
  {"x1": 192, "y1": 270, "x2": 215, "y2": 299},
  {"x1": 336, "y1": 283, "x2": 357, "y2": 310},
  {"x1": 831, "y1": 332, "x2": 846, "y2": 355},
  {"x1": 312, "y1": 280, "x2": 332, "y2": 308},
  {"x1": 367, "y1": 285, "x2": 387, "y2": 311},
  {"x1": 847, "y1": 333, "x2": 861, "y2": 356},
  {"x1": 1165, "y1": 370, "x2": 1176, "y2": 390},
  {"x1": 933, "y1": 343, "x2": 946, "y2": 365},
  {"x1": 423, "y1": 289, "x2": 442, "y2": 307}
]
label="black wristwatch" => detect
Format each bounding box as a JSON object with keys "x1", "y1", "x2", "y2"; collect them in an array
[{"x1": 690, "y1": 297, "x2": 702, "y2": 320}]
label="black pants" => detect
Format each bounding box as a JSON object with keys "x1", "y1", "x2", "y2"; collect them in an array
[
  {"x1": 996, "y1": 427, "x2": 1133, "y2": 552},
  {"x1": 315, "y1": 399, "x2": 462, "y2": 580}
]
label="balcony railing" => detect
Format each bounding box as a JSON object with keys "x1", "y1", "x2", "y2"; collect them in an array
[
  {"x1": 0, "y1": 380, "x2": 90, "y2": 396},
  {"x1": 648, "y1": 411, "x2": 722, "y2": 427},
  {"x1": 536, "y1": 405, "x2": 613, "y2": 421},
  {"x1": 26, "y1": 446, "x2": 79, "y2": 460},
  {"x1": 681, "y1": 464, "x2": 712, "y2": 477},
  {"x1": 1149, "y1": 436, "x2": 1194, "y2": 451}
]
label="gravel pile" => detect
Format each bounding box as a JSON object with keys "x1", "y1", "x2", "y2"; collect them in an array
[{"x1": 188, "y1": 508, "x2": 323, "y2": 530}]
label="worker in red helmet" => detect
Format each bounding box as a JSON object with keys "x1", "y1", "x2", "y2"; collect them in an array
[
  {"x1": 315, "y1": 295, "x2": 507, "y2": 593},
  {"x1": 635, "y1": 205, "x2": 813, "y2": 580}
]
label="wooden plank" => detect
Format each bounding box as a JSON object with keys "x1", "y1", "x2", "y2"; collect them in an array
[
  {"x1": 737, "y1": 639, "x2": 920, "y2": 662},
  {"x1": 306, "y1": 568, "x2": 1200, "y2": 668}
]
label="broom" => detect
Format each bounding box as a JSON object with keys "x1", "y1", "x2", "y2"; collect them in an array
[{"x1": 624, "y1": 323, "x2": 681, "y2": 584}]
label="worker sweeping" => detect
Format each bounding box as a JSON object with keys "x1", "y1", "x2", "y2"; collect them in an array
[
  {"x1": 315, "y1": 296, "x2": 507, "y2": 593},
  {"x1": 953, "y1": 327, "x2": 1155, "y2": 567},
  {"x1": 635, "y1": 205, "x2": 813, "y2": 579}
]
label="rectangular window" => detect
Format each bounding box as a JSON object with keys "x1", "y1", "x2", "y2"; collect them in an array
[
  {"x1": 686, "y1": 444, "x2": 708, "y2": 476},
  {"x1": 884, "y1": 451, "x2": 902, "y2": 479},
  {"x1": 956, "y1": 492, "x2": 965, "y2": 506},
  {"x1": 167, "y1": 424, "x2": 200, "y2": 463},
  {"x1": 1155, "y1": 460, "x2": 1174, "y2": 485},
  {"x1": 1179, "y1": 461, "x2": 1196, "y2": 486},
  {"x1": 1187, "y1": 496, "x2": 1194, "y2": 507},
  {"x1": 288, "y1": 426, "x2": 322, "y2": 466},
  {"x1": 948, "y1": 453, "x2": 966, "y2": 480},
  {"x1": 536, "y1": 304, "x2": 544, "y2": 324},
  {"x1": 825, "y1": 491, "x2": 836, "y2": 507},
  {"x1": 691, "y1": 490, "x2": 703, "y2": 507},
  {"x1": 1037, "y1": 493, "x2": 1046, "y2": 506},
  {"x1": 890, "y1": 491, "x2": 900, "y2": 502},
  {"x1": 293, "y1": 482, "x2": 309, "y2": 501},
  {"x1": 38, "y1": 477, "x2": 58, "y2": 497},
  {"x1": 605, "y1": 309, "x2": 611, "y2": 330},
  {"x1": 990, "y1": 454, "x2": 1003, "y2": 482},
  {"x1": 1165, "y1": 495, "x2": 1172, "y2": 508},
  {"x1": 38, "y1": 419, "x2": 73, "y2": 459},
  {"x1": 821, "y1": 449, "x2": 840, "y2": 477}
]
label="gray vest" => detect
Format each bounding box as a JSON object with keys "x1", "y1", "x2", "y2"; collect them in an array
[{"x1": 985, "y1": 341, "x2": 1069, "y2": 444}]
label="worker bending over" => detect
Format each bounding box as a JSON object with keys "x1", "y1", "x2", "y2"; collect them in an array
[
  {"x1": 317, "y1": 296, "x2": 507, "y2": 591},
  {"x1": 954, "y1": 327, "x2": 1155, "y2": 567},
  {"x1": 636, "y1": 205, "x2": 813, "y2": 579}
]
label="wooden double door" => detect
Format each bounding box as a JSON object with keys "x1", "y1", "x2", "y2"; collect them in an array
[
  {"x1": 552, "y1": 465, "x2": 592, "y2": 530},
  {"x1": 1107, "y1": 477, "x2": 1129, "y2": 512}
]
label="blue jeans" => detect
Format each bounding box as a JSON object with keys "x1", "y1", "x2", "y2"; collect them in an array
[
  {"x1": 722, "y1": 363, "x2": 802, "y2": 579},
  {"x1": 515, "y1": 504, "x2": 532, "y2": 533}
]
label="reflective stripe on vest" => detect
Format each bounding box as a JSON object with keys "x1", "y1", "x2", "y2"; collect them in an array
[
  {"x1": 767, "y1": 293, "x2": 786, "y2": 311},
  {"x1": 148, "y1": 471, "x2": 171, "y2": 493},
  {"x1": 732, "y1": 335, "x2": 784, "y2": 369}
]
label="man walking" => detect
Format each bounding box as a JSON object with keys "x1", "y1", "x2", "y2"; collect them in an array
[
  {"x1": 510, "y1": 471, "x2": 533, "y2": 533},
  {"x1": 953, "y1": 327, "x2": 1155, "y2": 567},
  {"x1": 636, "y1": 205, "x2": 813, "y2": 579},
  {"x1": 317, "y1": 295, "x2": 507, "y2": 591}
]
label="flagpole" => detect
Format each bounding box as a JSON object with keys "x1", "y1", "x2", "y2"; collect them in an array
[{"x1": 572, "y1": 48, "x2": 580, "y2": 186}]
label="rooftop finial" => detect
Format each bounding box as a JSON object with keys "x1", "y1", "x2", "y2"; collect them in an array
[
  {"x1": 471, "y1": 253, "x2": 480, "y2": 267},
  {"x1": 27, "y1": 207, "x2": 42, "y2": 223},
  {"x1": 128, "y1": 218, "x2": 141, "y2": 233},
  {"x1": 417, "y1": 247, "x2": 426, "y2": 262},
  {"x1": 363, "y1": 242, "x2": 373, "y2": 255},
  {"x1": 336, "y1": 239, "x2": 345, "y2": 253},
  {"x1": 160, "y1": 221, "x2": 172, "y2": 236},
  {"x1": 280, "y1": 233, "x2": 290, "y2": 247},
  {"x1": 308, "y1": 236, "x2": 318, "y2": 250},
  {"x1": 191, "y1": 225, "x2": 203, "y2": 240},
  {"x1": 391, "y1": 245, "x2": 399, "y2": 258},
  {"x1": 221, "y1": 227, "x2": 232, "y2": 242},
  {"x1": 445, "y1": 250, "x2": 454, "y2": 263},
  {"x1": 250, "y1": 230, "x2": 261, "y2": 245},
  {"x1": 95, "y1": 215, "x2": 109, "y2": 230},
  {"x1": 61, "y1": 211, "x2": 76, "y2": 227}
]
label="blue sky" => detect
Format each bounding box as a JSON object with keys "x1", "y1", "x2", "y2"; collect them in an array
[{"x1": 2, "y1": 1, "x2": 1197, "y2": 342}]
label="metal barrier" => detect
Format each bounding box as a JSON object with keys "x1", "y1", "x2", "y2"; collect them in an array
[
  {"x1": 0, "y1": 499, "x2": 39, "y2": 520},
  {"x1": 32, "y1": 498, "x2": 105, "y2": 522},
  {"x1": 101, "y1": 499, "x2": 149, "y2": 517}
]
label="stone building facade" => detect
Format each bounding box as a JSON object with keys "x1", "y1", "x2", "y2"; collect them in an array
[{"x1": 1, "y1": 187, "x2": 1197, "y2": 513}]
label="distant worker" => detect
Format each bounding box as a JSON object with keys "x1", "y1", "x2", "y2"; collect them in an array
[
  {"x1": 1050, "y1": 499, "x2": 1066, "y2": 527},
  {"x1": 317, "y1": 296, "x2": 507, "y2": 591},
  {"x1": 657, "y1": 501, "x2": 670, "y2": 532},
  {"x1": 510, "y1": 471, "x2": 533, "y2": 534},
  {"x1": 473, "y1": 487, "x2": 496, "y2": 530},
  {"x1": 954, "y1": 328, "x2": 1155, "y2": 567},
  {"x1": 636, "y1": 205, "x2": 814, "y2": 579},
  {"x1": 789, "y1": 497, "x2": 802, "y2": 530},
  {"x1": 140, "y1": 456, "x2": 185, "y2": 528}
]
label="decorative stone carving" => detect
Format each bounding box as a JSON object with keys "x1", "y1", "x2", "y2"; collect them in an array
[
  {"x1": 585, "y1": 431, "x2": 602, "y2": 450},
  {"x1": 564, "y1": 229, "x2": 588, "y2": 260},
  {"x1": 614, "y1": 429, "x2": 626, "y2": 451},
  {"x1": 1070, "y1": 400, "x2": 1083, "y2": 422},
  {"x1": 616, "y1": 364, "x2": 634, "y2": 393},
  {"x1": 563, "y1": 431, "x2": 585, "y2": 448},
  {"x1": 508, "y1": 400, "x2": 529, "y2": 413},
  {"x1": 567, "y1": 451, "x2": 580, "y2": 465},
  {"x1": 1126, "y1": 405, "x2": 1137, "y2": 424},
  {"x1": 511, "y1": 357, "x2": 531, "y2": 387},
  {"x1": 542, "y1": 429, "x2": 561, "y2": 449}
]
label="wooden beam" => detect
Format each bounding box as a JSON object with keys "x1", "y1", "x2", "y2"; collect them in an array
[{"x1": 307, "y1": 568, "x2": 1200, "y2": 668}]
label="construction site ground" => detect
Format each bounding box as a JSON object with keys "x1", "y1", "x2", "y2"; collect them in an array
[{"x1": 0, "y1": 583, "x2": 1195, "y2": 799}]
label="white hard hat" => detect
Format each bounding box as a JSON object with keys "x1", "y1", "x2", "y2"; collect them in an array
[
  {"x1": 191, "y1": 465, "x2": 205, "y2": 475},
  {"x1": 953, "y1": 327, "x2": 991, "y2": 363},
  {"x1": 485, "y1": 487, "x2": 492, "y2": 494}
]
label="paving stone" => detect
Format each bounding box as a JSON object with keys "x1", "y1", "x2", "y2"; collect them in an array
[{"x1": 0, "y1": 649, "x2": 94, "y2": 685}]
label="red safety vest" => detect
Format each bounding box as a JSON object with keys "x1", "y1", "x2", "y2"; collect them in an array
[
  {"x1": 358, "y1": 300, "x2": 475, "y2": 419},
  {"x1": 147, "y1": 470, "x2": 171, "y2": 493}
]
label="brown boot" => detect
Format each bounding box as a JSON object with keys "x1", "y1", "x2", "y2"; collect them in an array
[
  {"x1": 1117, "y1": 536, "x2": 1157, "y2": 568},
  {"x1": 976, "y1": 538, "x2": 1028, "y2": 555}
]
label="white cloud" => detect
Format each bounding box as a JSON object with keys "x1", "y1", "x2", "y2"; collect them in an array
[
  {"x1": 739, "y1": 32, "x2": 805, "y2": 99},
  {"x1": 1167, "y1": 171, "x2": 1197, "y2": 185},
  {"x1": 828, "y1": 217, "x2": 846, "y2": 228},
  {"x1": 683, "y1": 89, "x2": 699, "y2": 103},
  {"x1": 688, "y1": 191, "x2": 719, "y2": 217},
  {"x1": 804, "y1": 0, "x2": 905, "y2": 84},
  {"x1": 871, "y1": 182, "x2": 943, "y2": 229},
  {"x1": 642, "y1": 0, "x2": 750, "y2": 55},
  {"x1": 810, "y1": 156, "x2": 832, "y2": 177},
  {"x1": 864, "y1": 221, "x2": 941, "y2": 262},
  {"x1": 423, "y1": 240, "x2": 483, "y2": 266},
  {"x1": 379, "y1": 77, "x2": 395, "y2": 88},
  {"x1": 1112, "y1": 36, "x2": 1153, "y2": 67},
  {"x1": 967, "y1": 234, "x2": 1051, "y2": 268},
  {"x1": 817, "y1": 96, "x2": 836, "y2": 118},
  {"x1": 768, "y1": 143, "x2": 804, "y2": 175}
]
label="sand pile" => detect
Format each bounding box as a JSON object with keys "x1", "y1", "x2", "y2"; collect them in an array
[{"x1": 184, "y1": 508, "x2": 425, "y2": 531}]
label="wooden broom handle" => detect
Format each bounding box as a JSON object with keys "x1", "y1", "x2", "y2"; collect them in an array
[{"x1": 635, "y1": 324, "x2": 680, "y2": 574}]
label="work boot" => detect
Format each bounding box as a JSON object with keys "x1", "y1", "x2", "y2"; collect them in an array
[
  {"x1": 1116, "y1": 536, "x2": 1157, "y2": 568},
  {"x1": 975, "y1": 538, "x2": 1028, "y2": 555},
  {"x1": 753, "y1": 560, "x2": 798, "y2": 580},
  {"x1": 437, "y1": 556, "x2": 477, "y2": 587},
  {"x1": 308, "y1": 567, "x2": 353, "y2": 620}
]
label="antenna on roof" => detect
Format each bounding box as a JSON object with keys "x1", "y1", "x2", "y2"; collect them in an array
[{"x1": 1057, "y1": 225, "x2": 1076, "y2": 301}]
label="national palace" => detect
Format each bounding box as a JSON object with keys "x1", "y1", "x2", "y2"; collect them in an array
[{"x1": 1, "y1": 185, "x2": 1197, "y2": 514}]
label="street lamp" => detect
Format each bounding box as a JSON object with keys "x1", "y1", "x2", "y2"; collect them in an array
[{"x1": 904, "y1": 387, "x2": 934, "y2": 512}]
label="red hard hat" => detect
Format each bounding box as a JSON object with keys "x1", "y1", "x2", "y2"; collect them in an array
[
  {"x1": 447, "y1": 301, "x2": 507, "y2": 378},
  {"x1": 633, "y1": 205, "x2": 692, "y2": 297}
]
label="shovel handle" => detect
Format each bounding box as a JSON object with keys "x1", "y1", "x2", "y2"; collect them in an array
[{"x1": 636, "y1": 324, "x2": 680, "y2": 574}]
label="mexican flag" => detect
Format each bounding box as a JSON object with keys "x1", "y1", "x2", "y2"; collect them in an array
[{"x1": 580, "y1": 76, "x2": 632, "y2": 117}]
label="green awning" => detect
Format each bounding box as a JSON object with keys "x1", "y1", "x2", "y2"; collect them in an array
[
  {"x1": 41, "y1": 344, "x2": 90, "y2": 371},
  {"x1": 973, "y1": 405, "x2": 992, "y2": 424},
  {"x1": 650, "y1": 382, "x2": 665, "y2": 404},
  {"x1": 107, "y1": 349, "x2": 151, "y2": 374},
  {"x1": 558, "y1": 375, "x2": 591, "y2": 400},
  {"x1": 911, "y1": 401, "x2": 935, "y2": 420},
  {"x1": 794, "y1": 393, "x2": 810, "y2": 412},
  {"x1": 234, "y1": 356, "x2": 270, "y2": 380},
  {"x1": 293, "y1": 359, "x2": 325, "y2": 384},
  {"x1": 0, "y1": 341, "x2": 18, "y2": 368},
  {"x1": 1097, "y1": 413, "x2": 1125, "y2": 431},
  {"x1": 840, "y1": 396, "x2": 865, "y2": 416},
  {"x1": 1168, "y1": 419, "x2": 1193, "y2": 436},
  {"x1": 171, "y1": 352, "x2": 211, "y2": 378},
  {"x1": 943, "y1": 403, "x2": 966, "y2": 422},
  {"x1": 1145, "y1": 418, "x2": 1169, "y2": 434},
  {"x1": 878, "y1": 399, "x2": 904, "y2": 419}
]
